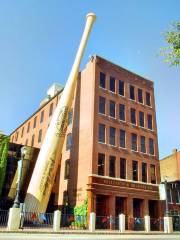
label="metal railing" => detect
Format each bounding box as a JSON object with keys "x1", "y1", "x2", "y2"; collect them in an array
[
  {"x1": 172, "y1": 216, "x2": 180, "y2": 231},
  {"x1": 61, "y1": 214, "x2": 87, "y2": 230},
  {"x1": 0, "y1": 210, "x2": 9, "y2": 228},
  {"x1": 127, "y1": 217, "x2": 145, "y2": 231},
  {"x1": 150, "y1": 218, "x2": 164, "y2": 231},
  {"x1": 22, "y1": 212, "x2": 53, "y2": 229}
]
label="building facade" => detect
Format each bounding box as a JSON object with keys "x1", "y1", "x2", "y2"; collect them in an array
[
  {"x1": 10, "y1": 55, "x2": 162, "y2": 220},
  {"x1": 160, "y1": 149, "x2": 180, "y2": 215}
]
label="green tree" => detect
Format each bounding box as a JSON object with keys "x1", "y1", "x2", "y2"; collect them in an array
[
  {"x1": 160, "y1": 21, "x2": 180, "y2": 66},
  {"x1": 0, "y1": 135, "x2": 9, "y2": 196}
]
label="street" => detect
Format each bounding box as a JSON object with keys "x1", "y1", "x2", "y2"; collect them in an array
[{"x1": 0, "y1": 233, "x2": 180, "y2": 240}]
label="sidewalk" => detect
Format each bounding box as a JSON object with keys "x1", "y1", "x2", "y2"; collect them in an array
[{"x1": 0, "y1": 228, "x2": 180, "y2": 235}]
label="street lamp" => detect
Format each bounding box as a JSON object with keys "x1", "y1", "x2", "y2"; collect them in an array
[
  {"x1": 13, "y1": 146, "x2": 28, "y2": 208},
  {"x1": 164, "y1": 176, "x2": 169, "y2": 217}
]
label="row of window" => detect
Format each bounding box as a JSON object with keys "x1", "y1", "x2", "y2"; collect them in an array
[
  {"x1": 99, "y1": 96, "x2": 153, "y2": 130},
  {"x1": 98, "y1": 153, "x2": 156, "y2": 183},
  {"x1": 99, "y1": 72, "x2": 152, "y2": 106},
  {"x1": 99, "y1": 124, "x2": 155, "y2": 155},
  {"x1": 167, "y1": 189, "x2": 180, "y2": 204},
  {"x1": 12, "y1": 107, "x2": 73, "y2": 143}
]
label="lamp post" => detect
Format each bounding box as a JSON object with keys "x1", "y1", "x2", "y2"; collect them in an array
[
  {"x1": 13, "y1": 146, "x2": 27, "y2": 208},
  {"x1": 164, "y1": 176, "x2": 169, "y2": 217}
]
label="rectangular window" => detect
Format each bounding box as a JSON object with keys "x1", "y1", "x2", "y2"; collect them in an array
[
  {"x1": 98, "y1": 153, "x2": 105, "y2": 176},
  {"x1": 147, "y1": 114, "x2": 153, "y2": 130},
  {"x1": 66, "y1": 133, "x2": 72, "y2": 150},
  {"x1": 149, "y1": 138, "x2": 154, "y2": 155},
  {"x1": 110, "y1": 76, "x2": 115, "y2": 92},
  {"x1": 109, "y1": 156, "x2": 116, "y2": 177},
  {"x1": 40, "y1": 110, "x2": 44, "y2": 123},
  {"x1": 132, "y1": 160, "x2": 138, "y2": 181},
  {"x1": 99, "y1": 124, "x2": 105, "y2": 143},
  {"x1": 131, "y1": 108, "x2": 136, "y2": 125},
  {"x1": 109, "y1": 100, "x2": 115, "y2": 118},
  {"x1": 31, "y1": 134, "x2": 35, "y2": 147},
  {"x1": 68, "y1": 111, "x2": 73, "y2": 125},
  {"x1": 15, "y1": 132, "x2": 19, "y2": 141},
  {"x1": 99, "y1": 96, "x2": 106, "y2": 114},
  {"x1": 38, "y1": 129, "x2": 42, "y2": 143},
  {"x1": 119, "y1": 104, "x2": 125, "y2": 121},
  {"x1": 33, "y1": 116, "x2": 37, "y2": 128},
  {"x1": 64, "y1": 160, "x2": 70, "y2": 179},
  {"x1": 142, "y1": 162, "x2": 147, "y2": 182},
  {"x1": 150, "y1": 164, "x2": 156, "y2": 184},
  {"x1": 99, "y1": 72, "x2": 106, "y2": 88},
  {"x1": 174, "y1": 190, "x2": 180, "y2": 203},
  {"x1": 167, "y1": 189, "x2": 172, "y2": 203},
  {"x1": 146, "y1": 92, "x2": 151, "y2": 106},
  {"x1": 140, "y1": 136, "x2": 146, "y2": 153},
  {"x1": 21, "y1": 127, "x2": 24, "y2": 138},
  {"x1": 27, "y1": 122, "x2": 30, "y2": 133},
  {"x1": 109, "y1": 127, "x2": 116, "y2": 146},
  {"x1": 131, "y1": 133, "x2": 137, "y2": 151},
  {"x1": 139, "y1": 111, "x2": 144, "y2": 127},
  {"x1": 130, "y1": 85, "x2": 135, "y2": 100},
  {"x1": 49, "y1": 103, "x2": 53, "y2": 116},
  {"x1": 119, "y1": 80, "x2": 124, "y2": 96},
  {"x1": 120, "y1": 129, "x2": 126, "y2": 148},
  {"x1": 138, "y1": 88, "x2": 143, "y2": 103},
  {"x1": 120, "y1": 158, "x2": 126, "y2": 179}
]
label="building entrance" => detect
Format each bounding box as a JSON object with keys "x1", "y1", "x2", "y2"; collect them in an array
[
  {"x1": 133, "y1": 198, "x2": 143, "y2": 217},
  {"x1": 115, "y1": 197, "x2": 126, "y2": 216},
  {"x1": 96, "y1": 194, "x2": 108, "y2": 216}
]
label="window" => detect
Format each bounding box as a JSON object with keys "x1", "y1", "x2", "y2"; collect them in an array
[
  {"x1": 167, "y1": 189, "x2": 172, "y2": 203},
  {"x1": 142, "y1": 163, "x2": 147, "y2": 182},
  {"x1": 138, "y1": 89, "x2": 143, "y2": 103},
  {"x1": 150, "y1": 164, "x2": 156, "y2": 184},
  {"x1": 131, "y1": 133, "x2": 137, "y2": 151},
  {"x1": 147, "y1": 114, "x2": 153, "y2": 130},
  {"x1": 139, "y1": 111, "x2": 144, "y2": 127},
  {"x1": 146, "y1": 92, "x2": 151, "y2": 106},
  {"x1": 63, "y1": 191, "x2": 68, "y2": 205},
  {"x1": 64, "y1": 160, "x2": 70, "y2": 179},
  {"x1": 98, "y1": 153, "x2": 105, "y2": 176},
  {"x1": 99, "y1": 72, "x2": 106, "y2": 88},
  {"x1": 132, "y1": 160, "x2": 138, "y2": 181},
  {"x1": 120, "y1": 129, "x2": 126, "y2": 148},
  {"x1": 109, "y1": 156, "x2": 116, "y2": 177},
  {"x1": 109, "y1": 100, "x2": 115, "y2": 118},
  {"x1": 12, "y1": 136, "x2": 14, "y2": 143},
  {"x1": 99, "y1": 124, "x2": 105, "y2": 143},
  {"x1": 109, "y1": 127, "x2": 116, "y2": 146},
  {"x1": 120, "y1": 158, "x2": 126, "y2": 179},
  {"x1": 21, "y1": 127, "x2": 24, "y2": 138},
  {"x1": 119, "y1": 104, "x2": 125, "y2": 121},
  {"x1": 49, "y1": 103, "x2": 53, "y2": 116},
  {"x1": 130, "y1": 108, "x2": 136, "y2": 125},
  {"x1": 27, "y1": 122, "x2": 30, "y2": 133},
  {"x1": 140, "y1": 136, "x2": 146, "y2": 153},
  {"x1": 149, "y1": 138, "x2": 154, "y2": 155},
  {"x1": 33, "y1": 116, "x2": 37, "y2": 128},
  {"x1": 119, "y1": 80, "x2": 124, "y2": 96},
  {"x1": 174, "y1": 190, "x2": 180, "y2": 203},
  {"x1": 15, "y1": 132, "x2": 19, "y2": 141},
  {"x1": 40, "y1": 110, "x2": 44, "y2": 123},
  {"x1": 99, "y1": 96, "x2": 106, "y2": 114},
  {"x1": 31, "y1": 134, "x2": 35, "y2": 147},
  {"x1": 68, "y1": 111, "x2": 73, "y2": 125},
  {"x1": 66, "y1": 133, "x2": 72, "y2": 150},
  {"x1": 130, "y1": 85, "x2": 135, "y2": 100},
  {"x1": 38, "y1": 129, "x2": 42, "y2": 143},
  {"x1": 109, "y1": 76, "x2": 115, "y2": 92}
]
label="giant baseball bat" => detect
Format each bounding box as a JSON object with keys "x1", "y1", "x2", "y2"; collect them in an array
[{"x1": 25, "y1": 13, "x2": 96, "y2": 213}]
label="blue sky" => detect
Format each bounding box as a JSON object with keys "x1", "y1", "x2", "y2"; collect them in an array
[{"x1": 0, "y1": 1, "x2": 179, "y2": 158}]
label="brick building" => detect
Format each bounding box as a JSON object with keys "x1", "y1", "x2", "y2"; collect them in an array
[
  {"x1": 160, "y1": 149, "x2": 180, "y2": 215},
  {"x1": 10, "y1": 55, "x2": 162, "y2": 220}
]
